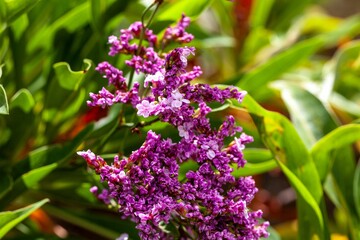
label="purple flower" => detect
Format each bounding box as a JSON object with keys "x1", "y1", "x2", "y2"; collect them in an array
[
  {"x1": 162, "y1": 14, "x2": 194, "y2": 47},
  {"x1": 136, "y1": 100, "x2": 158, "y2": 117},
  {"x1": 80, "y1": 14, "x2": 269, "y2": 240},
  {"x1": 96, "y1": 61, "x2": 127, "y2": 91}
]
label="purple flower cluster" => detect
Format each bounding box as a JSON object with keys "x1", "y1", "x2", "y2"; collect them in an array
[{"x1": 79, "y1": 15, "x2": 269, "y2": 240}]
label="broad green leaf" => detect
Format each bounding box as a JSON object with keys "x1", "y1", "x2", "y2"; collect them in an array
[
  {"x1": 237, "y1": 15, "x2": 360, "y2": 99},
  {"x1": 273, "y1": 82, "x2": 338, "y2": 149},
  {"x1": 278, "y1": 161, "x2": 325, "y2": 240},
  {"x1": 10, "y1": 89, "x2": 35, "y2": 113},
  {"x1": 0, "y1": 84, "x2": 8, "y2": 115},
  {"x1": 9, "y1": 14, "x2": 28, "y2": 41},
  {"x1": 237, "y1": 94, "x2": 323, "y2": 202},
  {"x1": 268, "y1": 0, "x2": 314, "y2": 31},
  {"x1": 232, "y1": 160, "x2": 277, "y2": 177},
  {"x1": 310, "y1": 123, "x2": 358, "y2": 238},
  {"x1": 1, "y1": 0, "x2": 40, "y2": 25},
  {"x1": 43, "y1": 59, "x2": 93, "y2": 138},
  {"x1": 233, "y1": 148, "x2": 277, "y2": 177},
  {"x1": 238, "y1": 36, "x2": 324, "y2": 98},
  {"x1": 273, "y1": 82, "x2": 358, "y2": 236},
  {"x1": 28, "y1": 2, "x2": 90, "y2": 52},
  {"x1": 157, "y1": 0, "x2": 214, "y2": 21},
  {"x1": 226, "y1": 89, "x2": 327, "y2": 239},
  {"x1": 301, "y1": 12, "x2": 341, "y2": 35},
  {"x1": 90, "y1": 0, "x2": 106, "y2": 30},
  {"x1": 60, "y1": 88, "x2": 86, "y2": 120},
  {"x1": 244, "y1": 148, "x2": 273, "y2": 163},
  {"x1": 311, "y1": 124, "x2": 360, "y2": 181},
  {"x1": 53, "y1": 59, "x2": 92, "y2": 91},
  {"x1": 0, "y1": 198, "x2": 49, "y2": 238},
  {"x1": 250, "y1": 0, "x2": 275, "y2": 29}
]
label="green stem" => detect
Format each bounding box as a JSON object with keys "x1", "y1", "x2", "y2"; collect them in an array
[
  {"x1": 127, "y1": 1, "x2": 161, "y2": 88},
  {"x1": 119, "y1": 1, "x2": 162, "y2": 153}
]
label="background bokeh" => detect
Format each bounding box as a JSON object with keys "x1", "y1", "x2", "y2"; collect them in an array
[{"x1": 0, "y1": 0, "x2": 360, "y2": 239}]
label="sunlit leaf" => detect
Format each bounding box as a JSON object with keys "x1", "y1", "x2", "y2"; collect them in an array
[
  {"x1": 2, "y1": 0, "x2": 40, "y2": 24},
  {"x1": 278, "y1": 161, "x2": 325, "y2": 239},
  {"x1": 237, "y1": 15, "x2": 360, "y2": 100},
  {"x1": 28, "y1": 2, "x2": 90, "y2": 52},
  {"x1": 250, "y1": 0, "x2": 275, "y2": 29},
  {"x1": 53, "y1": 59, "x2": 92, "y2": 91},
  {"x1": 311, "y1": 124, "x2": 360, "y2": 181},
  {"x1": 244, "y1": 148, "x2": 273, "y2": 163},
  {"x1": 232, "y1": 160, "x2": 277, "y2": 177},
  {"x1": 238, "y1": 36, "x2": 324, "y2": 98},
  {"x1": 273, "y1": 82, "x2": 338, "y2": 149},
  {"x1": 157, "y1": 0, "x2": 214, "y2": 21},
  {"x1": 0, "y1": 198, "x2": 49, "y2": 238},
  {"x1": 10, "y1": 89, "x2": 35, "y2": 113},
  {"x1": 225, "y1": 87, "x2": 328, "y2": 239}
]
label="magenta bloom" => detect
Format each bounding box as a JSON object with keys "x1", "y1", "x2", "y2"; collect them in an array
[{"x1": 79, "y1": 15, "x2": 269, "y2": 240}]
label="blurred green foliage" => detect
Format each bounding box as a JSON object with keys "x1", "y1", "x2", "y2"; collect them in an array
[{"x1": 0, "y1": 0, "x2": 359, "y2": 239}]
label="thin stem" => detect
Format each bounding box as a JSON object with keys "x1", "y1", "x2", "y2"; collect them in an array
[{"x1": 127, "y1": 1, "x2": 161, "y2": 88}]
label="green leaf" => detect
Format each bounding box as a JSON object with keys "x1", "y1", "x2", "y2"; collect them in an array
[
  {"x1": 53, "y1": 59, "x2": 92, "y2": 91},
  {"x1": 243, "y1": 148, "x2": 273, "y2": 163},
  {"x1": 226, "y1": 88, "x2": 328, "y2": 239},
  {"x1": 250, "y1": 0, "x2": 275, "y2": 29},
  {"x1": 10, "y1": 89, "x2": 35, "y2": 113},
  {"x1": 2, "y1": 0, "x2": 40, "y2": 25},
  {"x1": 239, "y1": 94, "x2": 323, "y2": 201},
  {"x1": 0, "y1": 124, "x2": 94, "y2": 209},
  {"x1": 311, "y1": 124, "x2": 360, "y2": 180},
  {"x1": 238, "y1": 36, "x2": 324, "y2": 98},
  {"x1": 233, "y1": 148, "x2": 277, "y2": 176},
  {"x1": 28, "y1": 2, "x2": 90, "y2": 52},
  {"x1": 232, "y1": 160, "x2": 277, "y2": 177},
  {"x1": 273, "y1": 82, "x2": 338, "y2": 149},
  {"x1": 43, "y1": 59, "x2": 93, "y2": 139},
  {"x1": 0, "y1": 198, "x2": 49, "y2": 238},
  {"x1": 157, "y1": 0, "x2": 214, "y2": 21},
  {"x1": 237, "y1": 15, "x2": 360, "y2": 99},
  {"x1": 278, "y1": 161, "x2": 325, "y2": 240},
  {"x1": 0, "y1": 84, "x2": 9, "y2": 115}
]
